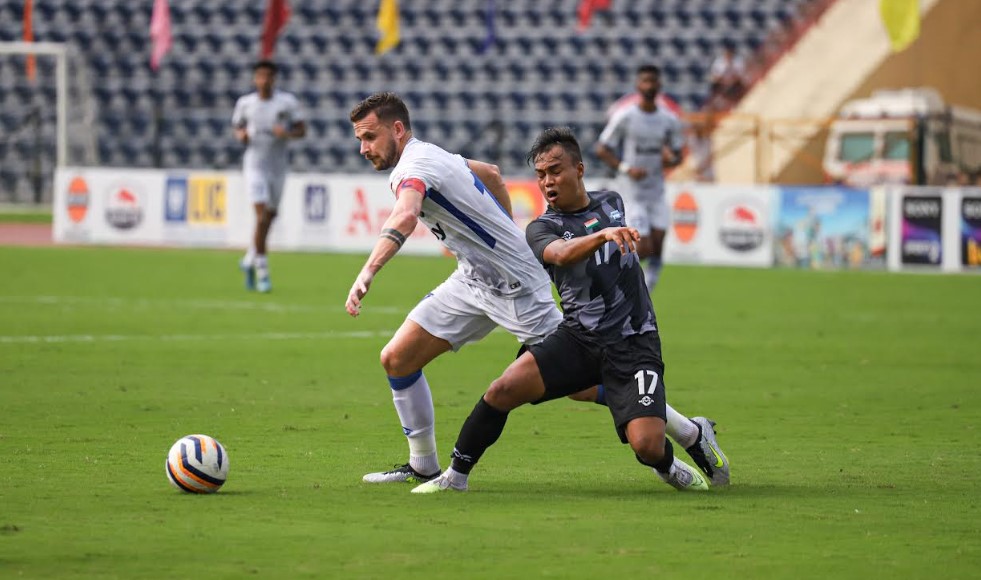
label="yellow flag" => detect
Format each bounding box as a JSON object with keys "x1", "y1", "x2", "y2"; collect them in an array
[
  {"x1": 879, "y1": 0, "x2": 920, "y2": 52},
  {"x1": 375, "y1": 0, "x2": 400, "y2": 55}
]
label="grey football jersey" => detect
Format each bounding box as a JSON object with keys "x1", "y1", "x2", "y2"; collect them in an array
[
  {"x1": 526, "y1": 190, "x2": 658, "y2": 344},
  {"x1": 597, "y1": 104, "x2": 684, "y2": 197}
]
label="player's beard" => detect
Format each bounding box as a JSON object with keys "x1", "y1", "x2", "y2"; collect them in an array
[{"x1": 372, "y1": 141, "x2": 399, "y2": 171}]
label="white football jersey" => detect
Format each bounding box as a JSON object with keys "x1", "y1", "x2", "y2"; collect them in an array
[
  {"x1": 597, "y1": 103, "x2": 684, "y2": 197},
  {"x1": 389, "y1": 138, "x2": 551, "y2": 297},
  {"x1": 231, "y1": 90, "x2": 304, "y2": 173}
]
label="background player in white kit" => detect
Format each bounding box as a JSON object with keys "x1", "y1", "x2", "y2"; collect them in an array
[
  {"x1": 596, "y1": 64, "x2": 684, "y2": 291},
  {"x1": 347, "y1": 93, "x2": 729, "y2": 488},
  {"x1": 232, "y1": 60, "x2": 306, "y2": 293}
]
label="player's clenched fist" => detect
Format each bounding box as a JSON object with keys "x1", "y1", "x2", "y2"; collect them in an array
[
  {"x1": 601, "y1": 226, "x2": 641, "y2": 255},
  {"x1": 346, "y1": 270, "x2": 375, "y2": 317}
]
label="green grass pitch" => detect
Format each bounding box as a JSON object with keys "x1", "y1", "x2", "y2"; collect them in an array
[{"x1": 1, "y1": 246, "x2": 979, "y2": 578}]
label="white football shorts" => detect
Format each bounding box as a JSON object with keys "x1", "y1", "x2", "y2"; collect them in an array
[
  {"x1": 622, "y1": 191, "x2": 669, "y2": 233},
  {"x1": 245, "y1": 168, "x2": 287, "y2": 210},
  {"x1": 407, "y1": 275, "x2": 562, "y2": 351}
]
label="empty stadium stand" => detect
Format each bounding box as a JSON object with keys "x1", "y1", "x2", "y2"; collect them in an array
[{"x1": 0, "y1": 0, "x2": 817, "y2": 201}]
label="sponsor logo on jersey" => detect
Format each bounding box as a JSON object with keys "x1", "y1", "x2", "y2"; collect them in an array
[
  {"x1": 609, "y1": 209, "x2": 623, "y2": 224},
  {"x1": 719, "y1": 201, "x2": 764, "y2": 252},
  {"x1": 562, "y1": 231, "x2": 574, "y2": 240},
  {"x1": 671, "y1": 191, "x2": 699, "y2": 243},
  {"x1": 164, "y1": 177, "x2": 188, "y2": 222},
  {"x1": 66, "y1": 176, "x2": 90, "y2": 224},
  {"x1": 105, "y1": 185, "x2": 143, "y2": 230},
  {"x1": 305, "y1": 184, "x2": 329, "y2": 223}
]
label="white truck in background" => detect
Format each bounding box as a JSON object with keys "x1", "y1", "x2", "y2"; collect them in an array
[{"x1": 823, "y1": 88, "x2": 981, "y2": 187}]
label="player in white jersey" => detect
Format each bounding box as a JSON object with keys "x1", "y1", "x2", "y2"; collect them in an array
[
  {"x1": 231, "y1": 60, "x2": 306, "y2": 293},
  {"x1": 596, "y1": 64, "x2": 685, "y2": 291},
  {"x1": 347, "y1": 92, "x2": 562, "y2": 484}
]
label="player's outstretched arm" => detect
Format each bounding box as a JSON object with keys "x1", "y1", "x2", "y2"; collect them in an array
[
  {"x1": 345, "y1": 181, "x2": 425, "y2": 317},
  {"x1": 466, "y1": 159, "x2": 512, "y2": 218},
  {"x1": 542, "y1": 227, "x2": 641, "y2": 267}
]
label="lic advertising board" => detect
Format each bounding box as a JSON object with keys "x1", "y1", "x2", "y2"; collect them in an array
[{"x1": 163, "y1": 174, "x2": 229, "y2": 245}]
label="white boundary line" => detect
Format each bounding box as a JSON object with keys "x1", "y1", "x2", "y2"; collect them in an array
[
  {"x1": 0, "y1": 330, "x2": 396, "y2": 344},
  {"x1": 0, "y1": 295, "x2": 406, "y2": 315}
]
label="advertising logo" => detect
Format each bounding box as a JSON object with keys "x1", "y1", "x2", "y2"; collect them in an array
[
  {"x1": 305, "y1": 184, "x2": 329, "y2": 223},
  {"x1": 164, "y1": 177, "x2": 188, "y2": 222},
  {"x1": 188, "y1": 175, "x2": 227, "y2": 225},
  {"x1": 719, "y1": 201, "x2": 765, "y2": 252},
  {"x1": 672, "y1": 191, "x2": 699, "y2": 244},
  {"x1": 504, "y1": 180, "x2": 546, "y2": 232},
  {"x1": 900, "y1": 195, "x2": 942, "y2": 265},
  {"x1": 961, "y1": 196, "x2": 981, "y2": 267},
  {"x1": 105, "y1": 185, "x2": 143, "y2": 230},
  {"x1": 66, "y1": 176, "x2": 90, "y2": 223}
]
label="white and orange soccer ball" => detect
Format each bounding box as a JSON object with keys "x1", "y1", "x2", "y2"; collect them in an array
[{"x1": 165, "y1": 434, "x2": 229, "y2": 493}]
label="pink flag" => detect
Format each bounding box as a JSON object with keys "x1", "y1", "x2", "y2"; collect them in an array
[
  {"x1": 577, "y1": 0, "x2": 612, "y2": 32},
  {"x1": 261, "y1": 0, "x2": 291, "y2": 58},
  {"x1": 149, "y1": 0, "x2": 172, "y2": 71}
]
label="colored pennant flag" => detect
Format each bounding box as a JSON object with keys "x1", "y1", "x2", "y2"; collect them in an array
[
  {"x1": 149, "y1": 0, "x2": 172, "y2": 71},
  {"x1": 879, "y1": 0, "x2": 920, "y2": 52},
  {"x1": 375, "y1": 0, "x2": 400, "y2": 55},
  {"x1": 577, "y1": 0, "x2": 612, "y2": 32},
  {"x1": 23, "y1": 0, "x2": 35, "y2": 81},
  {"x1": 260, "y1": 0, "x2": 291, "y2": 59},
  {"x1": 480, "y1": 0, "x2": 497, "y2": 53},
  {"x1": 584, "y1": 217, "x2": 600, "y2": 231}
]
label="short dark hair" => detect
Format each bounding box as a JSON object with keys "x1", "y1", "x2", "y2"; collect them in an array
[
  {"x1": 349, "y1": 92, "x2": 412, "y2": 131},
  {"x1": 253, "y1": 60, "x2": 278, "y2": 74},
  {"x1": 637, "y1": 64, "x2": 660, "y2": 78},
  {"x1": 527, "y1": 127, "x2": 583, "y2": 166}
]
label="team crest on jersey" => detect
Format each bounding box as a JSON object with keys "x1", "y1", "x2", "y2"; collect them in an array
[{"x1": 563, "y1": 231, "x2": 575, "y2": 240}]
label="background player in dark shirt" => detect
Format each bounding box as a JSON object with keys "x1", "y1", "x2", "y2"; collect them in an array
[{"x1": 412, "y1": 128, "x2": 711, "y2": 494}]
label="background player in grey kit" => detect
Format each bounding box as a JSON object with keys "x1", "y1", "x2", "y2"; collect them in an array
[
  {"x1": 232, "y1": 60, "x2": 306, "y2": 293},
  {"x1": 596, "y1": 64, "x2": 684, "y2": 291},
  {"x1": 412, "y1": 127, "x2": 721, "y2": 494}
]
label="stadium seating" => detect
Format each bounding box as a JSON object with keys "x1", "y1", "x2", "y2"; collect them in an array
[{"x1": 0, "y1": 0, "x2": 816, "y2": 201}]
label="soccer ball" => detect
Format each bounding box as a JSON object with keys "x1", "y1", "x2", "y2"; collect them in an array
[{"x1": 165, "y1": 434, "x2": 229, "y2": 493}]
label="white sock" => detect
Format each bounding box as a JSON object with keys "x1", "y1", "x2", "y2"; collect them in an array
[
  {"x1": 254, "y1": 254, "x2": 268, "y2": 276},
  {"x1": 665, "y1": 404, "x2": 699, "y2": 448},
  {"x1": 444, "y1": 466, "x2": 468, "y2": 485},
  {"x1": 242, "y1": 247, "x2": 256, "y2": 267},
  {"x1": 388, "y1": 371, "x2": 440, "y2": 475}
]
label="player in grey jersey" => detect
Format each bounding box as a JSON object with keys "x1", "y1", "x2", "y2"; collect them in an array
[
  {"x1": 413, "y1": 127, "x2": 728, "y2": 494},
  {"x1": 596, "y1": 64, "x2": 684, "y2": 292}
]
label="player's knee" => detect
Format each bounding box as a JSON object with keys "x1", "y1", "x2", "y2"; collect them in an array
[
  {"x1": 379, "y1": 344, "x2": 414, "y2": 377},
  {"x1": 630, "y1": 431, "x2": 667, "y2": 465},
  {"x1": 485, "y1": 372, "x2": 533, "y2": 411}
]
